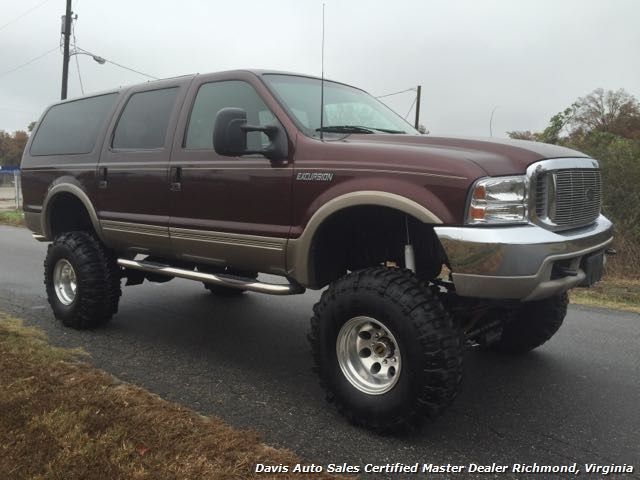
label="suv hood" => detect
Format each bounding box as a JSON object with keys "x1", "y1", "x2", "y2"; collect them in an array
[{"x1": 343, "y1": 135, "x2": 589, "y2": 176}]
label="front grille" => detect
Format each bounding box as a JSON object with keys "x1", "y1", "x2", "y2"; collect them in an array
[
  {"x1": 554, "y1": 169, "x2": 602, "y2": 227},
  {"x1": 535, "y1": 172, "x2": 548, "y2": 217},
  {"x1": 535, "y1": 168, "x2": 601, "y2": 230}
]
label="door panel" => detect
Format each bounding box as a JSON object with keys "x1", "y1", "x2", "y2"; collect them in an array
[
  {"x1": 97, "y1": 81, "x2": 190, "y2": 255},
  {"x1": 169, "y1": 78, "x2": 293, "y2": 273}
]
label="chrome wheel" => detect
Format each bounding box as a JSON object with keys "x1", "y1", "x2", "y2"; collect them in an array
[
  {"x1": 336, "y1": 316, "x2": 402, "y2": 395},
  {"x1": 53, "y1": 259, "x2": 77, "y2": 305}
]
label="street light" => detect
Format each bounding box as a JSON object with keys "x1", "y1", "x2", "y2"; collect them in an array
[
  {"x1": 62, "y1": 49, "x2": 105, "y2": 98},
  {"x1": 70, "y1": 50, "x2": 106, "y2": 65}
]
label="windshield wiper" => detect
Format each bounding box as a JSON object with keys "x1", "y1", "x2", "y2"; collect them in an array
[
  {"x1": 367, "y1": 127, "x2": 407, "y2": 134},
  {"x1": 315, "y1": 125, "x2": 376, "y2": 134},
  {"x1": 315, "y1": 125, "x2": 406, "y2": 134}
]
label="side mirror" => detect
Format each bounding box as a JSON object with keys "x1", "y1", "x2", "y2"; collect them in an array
[{"x1": 213, "y1": 107, "x2": 288, "y2": 161}]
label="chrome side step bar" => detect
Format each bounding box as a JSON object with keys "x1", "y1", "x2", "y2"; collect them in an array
[{"x1": 117, "y1": 259, "x2": 305, "y2": 295}]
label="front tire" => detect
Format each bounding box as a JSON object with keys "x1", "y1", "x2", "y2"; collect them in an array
[
  {"x1": 44, "y1": 231, "x2": 122, "y2": 329},
  {"x1": 487, "y1": 293, "x2": 568, "y2": 353},
  {"x1": 309, "y1": 267, "x2": 463, "y2": 431}
]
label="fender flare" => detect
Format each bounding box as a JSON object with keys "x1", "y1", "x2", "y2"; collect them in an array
[
  {"x1": 41, "y1": 182, "x2": 104, "y2": 241},
  {"x1": 286, "y1": 191, "x2": 442, "y2": 287}
]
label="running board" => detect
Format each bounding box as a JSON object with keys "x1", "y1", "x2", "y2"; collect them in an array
[{"x1": 117, "y1": 259, "x2": 305, "y2": 295}]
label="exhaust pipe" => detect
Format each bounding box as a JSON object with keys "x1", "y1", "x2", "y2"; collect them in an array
[{"x1": 117, "y1": 258, "x2": 305, "y2": 295}]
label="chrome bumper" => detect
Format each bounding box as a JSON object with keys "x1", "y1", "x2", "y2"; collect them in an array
[{"x1": 434, "y1": 215, "x2": 613, "y2": 301}]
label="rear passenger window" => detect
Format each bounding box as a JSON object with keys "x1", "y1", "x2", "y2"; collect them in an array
[
  {"x1": 185, "y1": 81, "x2": 276, "y2": 150},
  {"x1": 112, "y1": 87, "x2": 178, "y2": 150},
  {"x1": 30, "y1": 93, "x2": 117, "y2": 156}
]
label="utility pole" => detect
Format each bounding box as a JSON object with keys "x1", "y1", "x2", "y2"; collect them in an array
[
  {"x1": 60, "y1": 0, "x2": 72, "y2": 100},
  {"x1": 414, "y1": 85, "x2": 421, "y2": 130}
]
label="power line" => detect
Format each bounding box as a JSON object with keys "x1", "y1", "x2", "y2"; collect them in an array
[
  {"x1": 72, "y1": 24, "x2": 84, "y2": 94},
  {"x1": 76, "y1": 47, "x2": 159, "y2": 80},
  {"x1": 375, "y1": 87, "x2": 416, "y2": 99},
  {"x1": 0, "y1": 0, "x2": 52, "y2": 32},
  {"x1": 74, "y1": 54, "x2": 84, "y2": 94},
  {"x1": 404, "y1": 96, "x2": 417, "y2": 119},
  {"x1": 0, "y1": 46, "x2": 58, "y2": 80}
]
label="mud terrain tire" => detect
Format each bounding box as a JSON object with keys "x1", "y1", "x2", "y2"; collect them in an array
[
  {"x1": 44, "y1": 231, "x2": 121, "y2": 329},
  {"x1": 488, "y1": 293, "x2": 569, "y2": 353},
  {"x1": 309, "y1": 267, "x2": 463, "y2": 431}
]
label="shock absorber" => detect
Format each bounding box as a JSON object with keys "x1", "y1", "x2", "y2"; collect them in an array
[{"x1": 404, "y1": 215, "x2": 415, "y2": 272}]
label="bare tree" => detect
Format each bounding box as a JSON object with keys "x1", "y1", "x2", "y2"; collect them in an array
[{"x1": 570, "y1": 88, "x2": 640, "y2": 138}]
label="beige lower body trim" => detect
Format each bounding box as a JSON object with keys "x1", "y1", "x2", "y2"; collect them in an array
[
  {"x1": 99, "y1": 220, "x2": 287, "y2": 275},
  {"x1": 170, "y1": 227, "x2": 287, "y2": 275},
  {"x1": 101, "y1": 220, "x2": 171, "y2": 255}
]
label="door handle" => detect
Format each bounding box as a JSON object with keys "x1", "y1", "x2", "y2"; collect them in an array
[
  {"x1": 98, "y1": 167, "x2": 108, "y2": 189},
  {"x1": 170, "y1": 166, "x2": 181, "y2": 192}
]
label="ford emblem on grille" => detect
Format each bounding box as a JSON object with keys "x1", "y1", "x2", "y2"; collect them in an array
[{"x1": 585, "y1": 187, "x2": 596, "y2": 202}]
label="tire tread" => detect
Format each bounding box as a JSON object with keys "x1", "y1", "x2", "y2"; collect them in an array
[{"x1": 309, "y1": 267, "x2": 463, "y2": 431}]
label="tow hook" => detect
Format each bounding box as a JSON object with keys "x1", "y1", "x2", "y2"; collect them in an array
[{"x1": 605, "y1": 248, "x2": 617, "y2": 256}]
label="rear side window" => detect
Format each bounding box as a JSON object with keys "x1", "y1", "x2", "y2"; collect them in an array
[
  {"x1": 30, "y1": 93, "x2": 117, "y2": 156},
  {"x1": 112, "y1": 87, "x2": 178, "y2": 150}
]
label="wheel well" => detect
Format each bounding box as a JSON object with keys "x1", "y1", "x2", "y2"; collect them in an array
[
  {"x1": 308, "y1": 206, "x2": 447, "y2": 288},
  {"x1": 47, "y1": 192, "x2": 96, "y2": 238}
]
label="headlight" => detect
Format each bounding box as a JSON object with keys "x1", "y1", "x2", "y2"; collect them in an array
[{"x1": 466, "y1": 175, "x2": 528, "y2": 224}]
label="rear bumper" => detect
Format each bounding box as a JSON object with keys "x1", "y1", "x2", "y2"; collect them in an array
[{"x1": 434, "y1": 215, "x2": 613, "y2": 301}]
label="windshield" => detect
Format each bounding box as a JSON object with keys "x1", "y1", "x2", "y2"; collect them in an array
[{"x1": 263, "y1": 74, "x2": 418, "y2": 137}]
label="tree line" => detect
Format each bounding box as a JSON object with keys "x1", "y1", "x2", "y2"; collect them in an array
[
  {"x1": 0, "y1": 122, "x2": 35, "y2": 168},
  {"x1": 0, "y1": 131, "x2": 29, "y2": 168}
]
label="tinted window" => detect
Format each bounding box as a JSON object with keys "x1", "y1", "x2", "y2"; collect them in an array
[
  {"x1": 185, "y1": 81, "x2": 276, "y2": 150},
  {"x1": 112, "y1": 87, "x2": 178, "y2": 149},
  {"x1": 30, "y1": 93, "x2": 117, "y2": 156}
]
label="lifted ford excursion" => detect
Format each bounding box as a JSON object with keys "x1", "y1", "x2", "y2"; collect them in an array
[{"x1": 21, "y1": 70, "x2": 613, "y2": 431}]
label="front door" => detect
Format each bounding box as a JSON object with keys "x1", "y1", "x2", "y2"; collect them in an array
[{"x1": 168, "y1": 76, "x2": 293, "y2": 274}]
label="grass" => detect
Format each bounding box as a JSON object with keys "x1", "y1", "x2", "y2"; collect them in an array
[
  {"x1": 570, "y1": 277, "x2": 640, "y2": 314},
  {"x1": 0, "y1": 209, "x2": 23, "y2": 226},
  {"x1": 0, "y1": 313, "x2": 350, "y2": 480}
]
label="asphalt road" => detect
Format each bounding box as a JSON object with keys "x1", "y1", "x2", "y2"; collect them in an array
[{"x1": 1, "y1": 224, "x2": 638, "y2": 479}]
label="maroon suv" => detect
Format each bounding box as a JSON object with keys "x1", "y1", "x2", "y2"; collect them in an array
[{"x1": 20, "y1": 70, "x2": 613, "y2": 430}]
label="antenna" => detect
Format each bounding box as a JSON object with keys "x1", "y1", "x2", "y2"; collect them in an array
[{"x1": 320, "y1": 3, "x2": 325, "y2": 141}]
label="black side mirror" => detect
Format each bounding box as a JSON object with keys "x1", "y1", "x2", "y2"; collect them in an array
[{"x1": 213, "y1": 107, "x2": 288, "y2": 161}]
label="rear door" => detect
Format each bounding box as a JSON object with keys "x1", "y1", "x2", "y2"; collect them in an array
[
  {"x1": 96, "y1": 78, "x2": 191, "y2": 256},
  {"x1": 168, "y1": 72, "x2": 294, "y2": 274}
]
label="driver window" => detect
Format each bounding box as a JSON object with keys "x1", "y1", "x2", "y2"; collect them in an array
[{"x1": 185, "y1": 80, "x2": 276, "y2": 150}]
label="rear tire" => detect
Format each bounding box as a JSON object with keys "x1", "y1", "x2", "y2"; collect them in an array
[
  {"x1": 309, "y1": 267, "x2": 463, "y2": 431},
  {"x1": 44, "y1": 231, "x2": 122, "y2": 329},
  {"x1": 487, "y1": 293, "x2": 568, "y2": 353}
]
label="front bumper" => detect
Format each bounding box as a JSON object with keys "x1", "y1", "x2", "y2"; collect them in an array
[{"x1": 434, "y1": 215, "x2": 613, "y2": 301}]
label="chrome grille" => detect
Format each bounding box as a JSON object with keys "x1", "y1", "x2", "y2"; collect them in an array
[
  {"x1": 535, "y1": 172, "x2": 548, "y2": 217},
  {"x1": 553, "y1": 169, "x2": 602, "y2": 227},
  {"x1": 535, "y1": 168, "x2": 601, "y2": 230}
]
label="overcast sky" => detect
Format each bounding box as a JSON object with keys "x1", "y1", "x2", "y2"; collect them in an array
[{"x1": 1, "y1": 0, "x2": 638, "y2": 137}]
